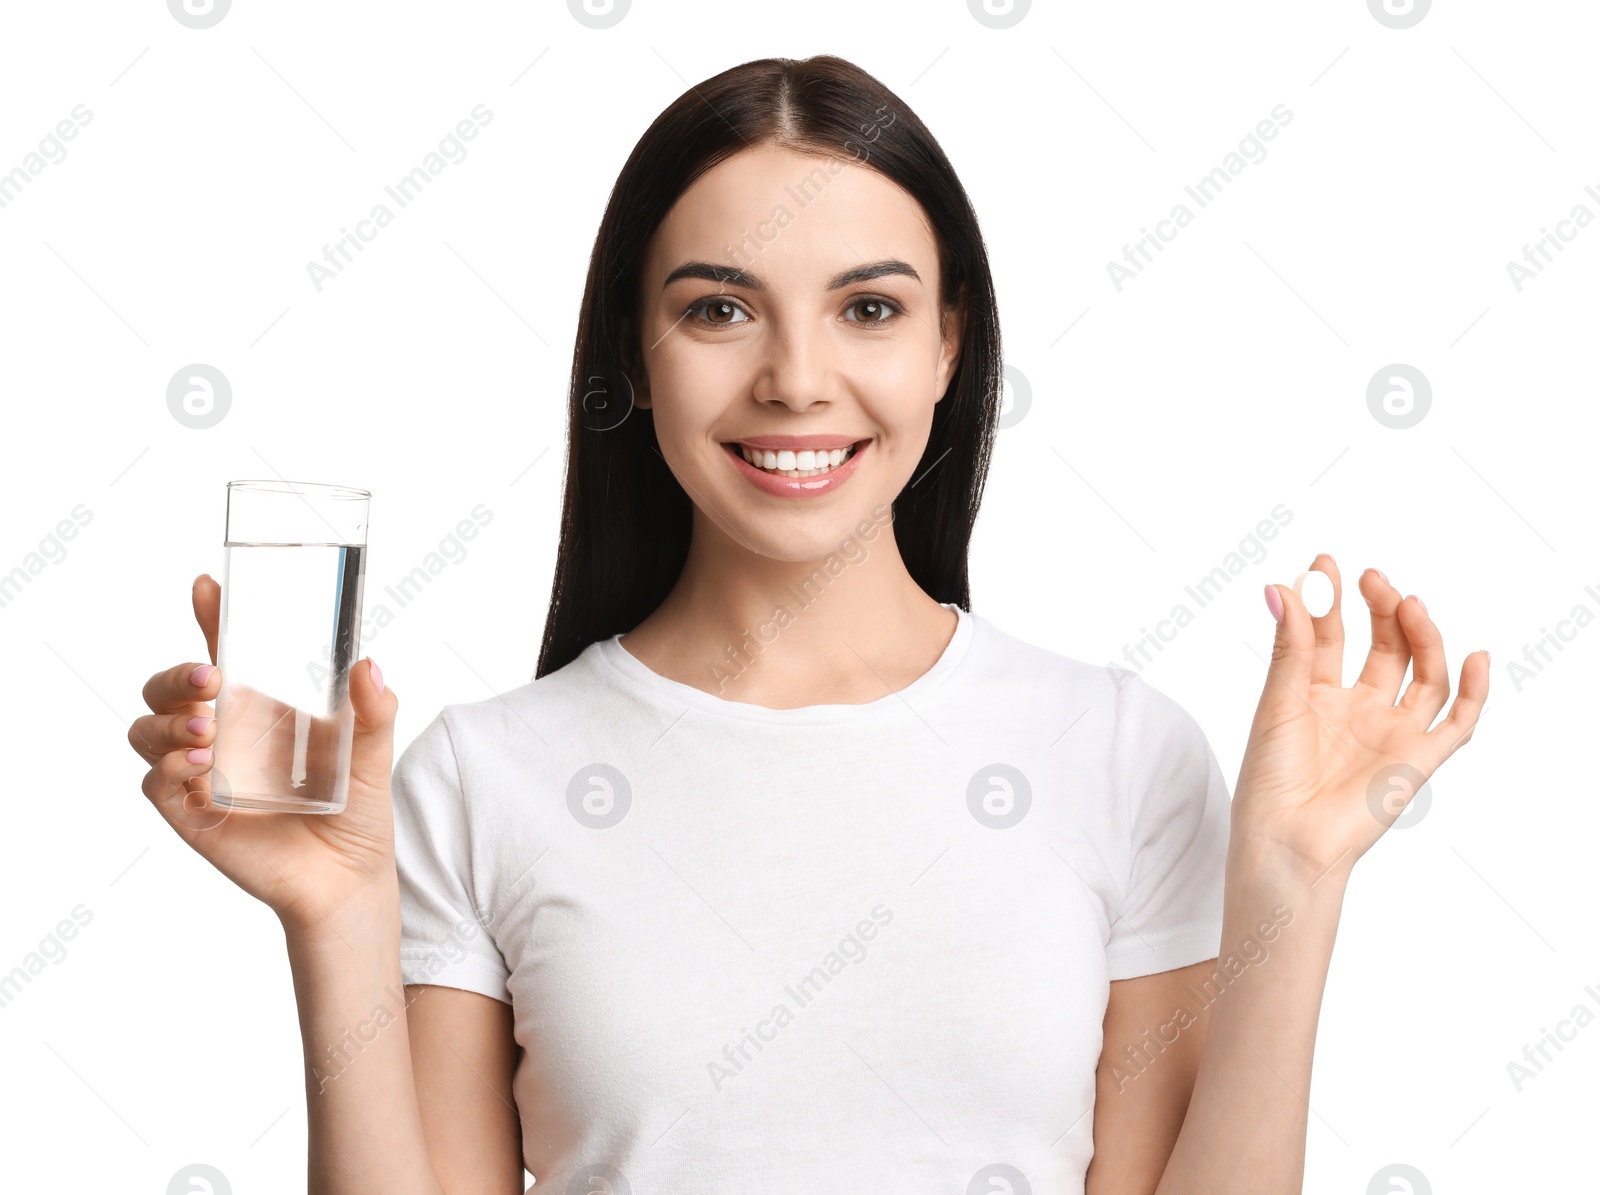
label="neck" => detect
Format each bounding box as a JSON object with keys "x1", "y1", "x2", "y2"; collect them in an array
[{"x1": 621, "y1": 503, "x2": 958, "y2": 707}]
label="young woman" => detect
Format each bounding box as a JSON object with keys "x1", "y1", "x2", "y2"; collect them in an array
[{"x1": 130, "y1": 55, "x2": 1487, "y2": 1194}]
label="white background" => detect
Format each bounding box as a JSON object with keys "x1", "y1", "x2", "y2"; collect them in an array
[{"x1": 1, "y1": 0, "x2": 1594, "y2": 1190}]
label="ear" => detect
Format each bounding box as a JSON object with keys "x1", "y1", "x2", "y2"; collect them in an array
[{"x1": 933, "y1": 285, "x2": 968, "y2": 404}]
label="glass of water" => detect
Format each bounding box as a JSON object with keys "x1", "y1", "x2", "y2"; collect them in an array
[{"x1": 211, "y1": 480, "x2": 369, "y2": 815}]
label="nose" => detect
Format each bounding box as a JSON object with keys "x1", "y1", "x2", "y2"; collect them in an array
[{"x1": 750, "y1": 320, "x2": 837, "y2": 412}]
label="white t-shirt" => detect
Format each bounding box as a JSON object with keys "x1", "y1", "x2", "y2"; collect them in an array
[{"x1": 391, "y1": 603, "x2": 1231, "y2": 1193}]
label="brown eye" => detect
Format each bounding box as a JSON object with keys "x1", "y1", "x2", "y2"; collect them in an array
[
  {"x1": 690, "y1": 298, "x2": 750, "y2": 326},
  {"x1": 844, "y1": 297, "x2": 900, "y2": 324}
]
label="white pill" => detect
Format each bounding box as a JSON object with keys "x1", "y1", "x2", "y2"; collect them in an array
[{"x1": 1293, "y1": 569, "x2": 1335, "y2": 618}]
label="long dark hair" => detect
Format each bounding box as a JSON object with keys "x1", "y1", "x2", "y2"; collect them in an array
[{"x1": 535, "y1": 54, "x2": 1002, "y2": 678}]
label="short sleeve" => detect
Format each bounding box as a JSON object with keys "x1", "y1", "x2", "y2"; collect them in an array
[
  {"x1": 1104, "y1": 676, "x2": 1232, "y2": 981},
  {"x1": 391, "y1": 708, "x2": 512, "y2": 1004}
]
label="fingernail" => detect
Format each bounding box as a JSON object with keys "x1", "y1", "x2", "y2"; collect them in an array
[
  {"x1": 1413, "y1": 595, "x2": 1427, "y2": 613},
  {"x1": 1376, "y1": 569, "x2": 1389, "y2": 584},
  {"x1": 186, "y1": 747, "x2": 212, "y2": 765},
  {"x1": 186, "y1": 716, "x2": 214, "y2": 735},
  {"x1": 1263, "y1": 584, "x2": 1285, "y2": 624},
  {"x1": 190, "y1": 664, "x2": 216, "y2": 687},
  {"x1": 370, "y1": 658, "x2": 384, "y2": 695}
]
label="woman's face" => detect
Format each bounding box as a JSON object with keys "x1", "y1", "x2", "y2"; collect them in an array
[{"x1": 635, "y1": 141, "x2": 965, "y2": 563}]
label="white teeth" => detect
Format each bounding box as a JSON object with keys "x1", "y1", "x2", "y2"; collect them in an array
[{"x1": 738, "y1": 443, "x2": 858, "y2": 478}]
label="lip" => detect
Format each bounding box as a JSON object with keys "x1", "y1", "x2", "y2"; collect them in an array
[
  {"x1": 730, "y1": 433, "x2": 864, "y2": 451},
  {"x1": 723, "y1": 439, "x2": 869, "y2": 499}
]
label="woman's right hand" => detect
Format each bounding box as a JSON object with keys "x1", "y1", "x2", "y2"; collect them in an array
[{"x1": 129, "y1": 573, "x2": 400, "y2": 940}]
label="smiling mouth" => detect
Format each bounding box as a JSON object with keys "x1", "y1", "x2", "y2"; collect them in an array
[{"x1": 723, "y1": 441, "x2": 865, "y2": 479}]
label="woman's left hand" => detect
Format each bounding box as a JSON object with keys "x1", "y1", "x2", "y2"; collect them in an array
[{"x1": 1230, "y1": 553, "x2": 1489, "y2": 890}]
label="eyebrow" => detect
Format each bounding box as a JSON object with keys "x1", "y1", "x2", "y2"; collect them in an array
[{"x1": 661, "y1": 258, "x2": 922, "y2": 292}]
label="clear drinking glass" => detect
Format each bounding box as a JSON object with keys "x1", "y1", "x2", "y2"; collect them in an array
[{"x1": 211, "y1": 480, "x2": 369, "y2": 815}]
